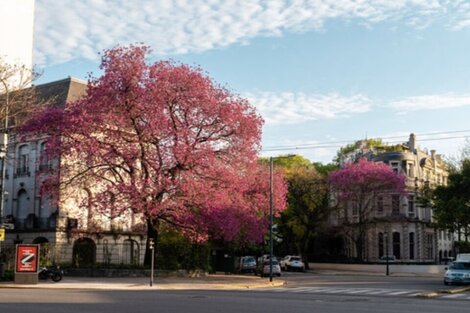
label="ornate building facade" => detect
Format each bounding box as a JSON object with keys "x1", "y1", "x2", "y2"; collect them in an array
[
  {"x1": 331, "y1": 134, "x2": 453, "y2": 263},
  {"x1": 1, "y1": 78, "x2": 146, "y2": 267}
]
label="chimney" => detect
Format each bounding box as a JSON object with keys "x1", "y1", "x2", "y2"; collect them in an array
[
  {"x1": 431, "y1": 150, "x2": 436, "y2": 159},
  {"x1": 408, "y1": 133, "x2": 416, "y2": 153}
]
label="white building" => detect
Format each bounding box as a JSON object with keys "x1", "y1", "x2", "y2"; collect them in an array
[
  {"x1": 330, "y1": 134, "x2": 453, "y2": 263},
  {"x1": 1, "y1": 78, "x2": 146, "y2": 267}
]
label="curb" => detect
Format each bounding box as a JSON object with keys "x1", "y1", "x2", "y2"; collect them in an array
[
  {"x1": 0, "y1": 279, "x2": 285, "y2": 291},
  {"x1": 439, "y1": 286, "x2": 470, "y2": 294}
]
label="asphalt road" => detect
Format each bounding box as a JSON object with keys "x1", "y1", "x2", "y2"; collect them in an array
[
  {"x1": 280, "y1": 271, "x2": 443, "y2": 291},
  {"x1": 1, "y1": 272, "x2": 470, "y2": 313},
  {"x1": 1, "y1": 288, "x2": 470, "y2": 313}
]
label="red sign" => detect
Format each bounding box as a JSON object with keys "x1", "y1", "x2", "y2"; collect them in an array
[{"x1": 16, "y1": 244, "x2": 40, "y2": 273}]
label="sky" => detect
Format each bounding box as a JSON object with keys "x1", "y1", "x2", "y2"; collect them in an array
[{"x1": 32, "y1": 0, "x2": 470, "y2": 163}]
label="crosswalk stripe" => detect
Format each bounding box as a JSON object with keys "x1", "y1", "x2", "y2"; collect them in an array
[
  {"x1": 345, "y1": 289, "x2": 374, "y2": 294},
  {"x1": 387, "y1": 291, "x2": 412, "y2": 296},
  {"x1": 253, "y1": 287, "x2": 458, "y2": 299},
  {"x1": 367, "y1": 290, "x2": 391, "y2": 295},
  {"x1": 322, "y1": 289, "x2": 352, "y2": 294},
  {"x1": 291, "y1": 288, "x2": 319, "y2": 293}
]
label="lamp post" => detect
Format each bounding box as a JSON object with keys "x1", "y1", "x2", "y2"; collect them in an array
[
  {"x1": 384, "y1": 231, "x2": 390, "y2": 276},
  {"x1": 149, "y1": 238, "x2": 155, "y2": 287},
  {"x1": 0, "y1": 79, "x2": 9, "y2": 227},
  {"x1": 269, "y1": 157, "x2": 274, "y2": 282}
]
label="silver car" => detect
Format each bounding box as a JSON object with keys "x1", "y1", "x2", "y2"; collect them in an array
[{"x1": 444, "y1": 262, "x2": 470, "y2": 285}]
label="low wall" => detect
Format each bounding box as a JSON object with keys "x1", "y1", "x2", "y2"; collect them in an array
[{"x1": 309, "y1": 263, "x2": 447, "y2": 276}]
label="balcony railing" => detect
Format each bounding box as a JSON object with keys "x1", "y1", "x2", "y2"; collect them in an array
[
  {"x1": 15, "y1": 167, "x2": 30, "y2": 177},
  {"x1": 12, "y1": 216, "x2": 56, "y2": 231}
]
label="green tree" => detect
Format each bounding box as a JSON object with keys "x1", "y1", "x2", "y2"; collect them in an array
[
  {"x1": 333, "y1": 138, "x2": 383, "y2": 165},
  {"x1": 432, "y1": 158, "x2": 470, "y2": 241},
  {"x1": 273, "y1": 155, "x2": 331, "y2": 269}
]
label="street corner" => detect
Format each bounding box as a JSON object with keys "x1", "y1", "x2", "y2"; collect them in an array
[{"x1": 415, "y1": 291, "x2": 439, "y2": 299}]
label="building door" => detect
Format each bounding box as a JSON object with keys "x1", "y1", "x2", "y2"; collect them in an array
[{"x1": 73, "y1": 238, "x2": 96, "y2": 267}]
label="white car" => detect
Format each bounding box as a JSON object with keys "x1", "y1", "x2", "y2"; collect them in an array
[
  {"x1": 280, "y1": 255, "x2": 305, "y2": 272},
  {"x1": 259, "y1": 259, "x2": 281, "y2": 277}
]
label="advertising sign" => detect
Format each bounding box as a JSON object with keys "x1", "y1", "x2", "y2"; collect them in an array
[
  {"x1": 0, "y1": 228, "x2": 5, "y2": 241},
  {"x1": 15, "y1": 244, "x2": 39, "y2": 273}
]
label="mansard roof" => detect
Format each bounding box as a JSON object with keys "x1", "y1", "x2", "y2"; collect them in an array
[{"x1": 31, "y1": 76, "x2": 87, "y2": 106}]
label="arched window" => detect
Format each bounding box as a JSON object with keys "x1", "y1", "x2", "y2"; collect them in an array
[
  {"x1": 122, "y1": 239, "x2": 140, "y2": 265},
  {"x1": 17, "y1": 144, "x2": 30, "y2": 176},
  {"x1": 378, "y1": 233, "x2": 384, "y2": 258},
  {"x1": 39, "y1": 141, "x2": 51, "y2": 170},
  {"x1": 409, "y1": 232, "x2": 415, "y2": 260},
  {"x1": 393, "y1": 232, "x2": 401, "y2": 259}
]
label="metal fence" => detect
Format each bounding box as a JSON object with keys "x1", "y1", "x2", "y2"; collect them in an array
[{"x1": 0, "y1": 240, "x2": 145, "y2": 271}]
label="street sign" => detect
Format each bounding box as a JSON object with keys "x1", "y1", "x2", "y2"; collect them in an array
[
  {"x1": 15, "y1": 244, "x2": 39, "y2": 273},
  {"x1": 0, "y1": 228, "x2": 5, "y2": 241}
]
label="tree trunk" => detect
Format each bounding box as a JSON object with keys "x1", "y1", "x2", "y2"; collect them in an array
[
  {"x1": 144, "y1": 218, "x2": 159, "y2": 266},
  {"x1": 302, "y1": 236, "x2": 311, "y2": 270}
]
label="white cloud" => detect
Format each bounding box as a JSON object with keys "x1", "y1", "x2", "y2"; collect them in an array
[
  {"x1": 245, "y1": 91, "x2": 371, "y2": 125},
  {"x1": 34, "y1": 0, "x2": 464, "y2": 66},
  {"x1": 389, "y1": 93, "x2": 470, "y2": 112}
]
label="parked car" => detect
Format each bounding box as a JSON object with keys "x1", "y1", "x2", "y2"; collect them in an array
[
  {"x1": 378, "y1": 255, "x2": 396, "y2": 262},
  {"x1": 444, "y1": 261, "x2": 470, "y2": 285},
  {"x1": 259, "y1": 259, "x2": 281, "y2": 277},
  {"x1": 280, "y1": 255, "x2": 305, "y2": 272},
  {"x1": 236, "y1": 256, "x2": 257, "y2": 274},
  {"x1": 456, "y1": 254, "x2": 470, "y2": 262}
]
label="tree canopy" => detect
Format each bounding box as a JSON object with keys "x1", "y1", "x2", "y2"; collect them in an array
[
  {"x1": 22, "y1": 45, "x2": 287, "y2": 246},
  {"x1": 328, "y1": 158, "x2": 406, "y2": 260}
]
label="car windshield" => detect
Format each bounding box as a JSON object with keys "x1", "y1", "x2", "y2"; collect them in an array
[
  {"x1": 243, "y1": 257, "x2": 255, "y2": 263},
  {"x1": 450, "y1": 262, "x2": 470, "y2": 270},
  {"x1": 291, "y1": 257, "x2": 301, "y2": 261}
]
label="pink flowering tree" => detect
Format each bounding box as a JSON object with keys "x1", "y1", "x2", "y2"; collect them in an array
[
  {"x1": 22, "y1": 45, "x2": 287, "y2": 263},
  {"x1": 328, "y1": 158, "x2": 405, "y2": 261}
]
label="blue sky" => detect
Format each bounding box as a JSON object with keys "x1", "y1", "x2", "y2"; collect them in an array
[{"x1": 33, "y1": 0, "x2": 470, "y2": 163}]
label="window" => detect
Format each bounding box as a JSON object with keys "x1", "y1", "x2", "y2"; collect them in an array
[
  {"x1": 391, "y1": 195, "x2": 400, "y2": 215},
  {"x1": 408, "y1": 195, "x2": 415, "y2": 217},
  {"x1": 17, "y1": 144, "x2": 30, "y2": 176},
  {"x1": 390, "y1": 161, "x2": 400, "y2": 173},
  {"x1": 426, "y1": 234, "x2": 434, "y2": 259},
  {"x1": 409, "y1": 232, "x2": 415, "y2": 260},
  {"x1": 351, "y1": 201, "x2": 358, "y2": 216},
  {"x1": 393, "y1": 232, "x2": 401, "y2": 259},
  {"x1": 39, "y1": 141, "x2": 51, "y2": 171},
  {"x1": 407, "y1": 162, "x2": 415, "y2": 177},
  {"x1": 378, "y1": 233, "x2": 384, "y2": 258},
  {"x1": 377, "y1": 196, "x2": 384, "y2": 214}
]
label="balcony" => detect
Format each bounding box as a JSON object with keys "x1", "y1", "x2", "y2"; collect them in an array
[
  {"x1": 15, "y1": 167, "x2": 30, "y2": 177},
  {"x1": 11, "y1": 215, "x2": 57, "y2": 231}
]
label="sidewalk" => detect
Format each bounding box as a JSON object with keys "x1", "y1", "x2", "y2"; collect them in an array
[{"x1": 0, "y1": 274, "x2": 285, "y2": 291}]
